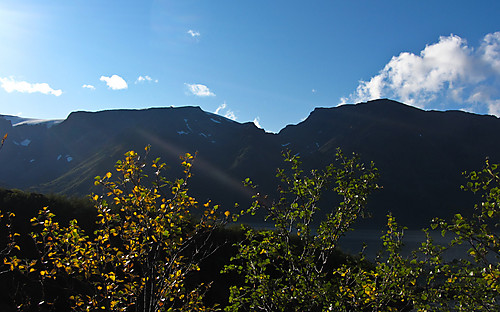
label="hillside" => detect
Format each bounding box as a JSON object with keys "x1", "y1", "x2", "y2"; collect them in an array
[{"x1": 1, "y1": 99, "x2": 499, "y2": 229}]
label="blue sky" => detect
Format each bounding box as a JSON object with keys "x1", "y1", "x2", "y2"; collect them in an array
[{"x1": 1, "y1": 1, "x2": 500, "y2": 132}]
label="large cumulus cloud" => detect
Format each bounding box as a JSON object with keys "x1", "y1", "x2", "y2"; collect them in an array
[{"x1": 342, "y1": 32, "x2": 500, "y2": 116}]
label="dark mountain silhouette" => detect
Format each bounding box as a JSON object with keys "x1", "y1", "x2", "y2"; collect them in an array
[
  {"x1": 1, "y1": 99, "x2": 498, "y2": 229},
  {"x1": 278, "y1": 100, "x2": 500, "y2": 227}
]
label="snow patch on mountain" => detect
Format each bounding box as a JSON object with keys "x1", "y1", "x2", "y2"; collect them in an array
[
  {"x1": 1, "y1": 115, "x2": 62, "y2": 128},
  {"x1": 13, "y1": 139, "x2": 31, "y2": 146},
  {"x1": 184, "y1": 119, "x2": 193, "y2": 132},
  {"x1": 199, "y1": 132, "x2": 212, "y2": 138}
]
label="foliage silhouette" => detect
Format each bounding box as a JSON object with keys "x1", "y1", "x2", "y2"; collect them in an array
[
  {"x1": 1, "y1": 146, "x2": 499, "y2": 311},
  {"x1": 4, "y1": 146, "x2": 230, "y2": 311},
  {"x1": 223, "y1": 149, "x2": 380, "y2": 311}
]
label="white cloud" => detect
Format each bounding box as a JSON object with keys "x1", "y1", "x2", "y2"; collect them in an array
[
  {"x1": 312, "y1": 89, "x2": 316, "y2": 93},
  {"x1": 185, "y1": 83, "x2": 215, "y2": 97},
  {"x1": 480, "y1": 32, "x2": 500, "y2": 74},
  {"x1": 214, "y1": 101, "x2": 237, "y2": 120},
  {"x1": 0, "y1": 77, "x2": 62, "y2": 96},
  {"x1": 135, "y1": 75, "x2": 158, "y2": 84},
  {"x1": 487, "y1": 99, "x2": 500, "y2": 116},
  {"x1": 215, "y1": 102, "x2": 226, "y2": 114},
  {"x1": 82, "y1": 84, "x2": 95, "y2": 90},
  {"x1": 187, "y1": 30, "x2": 200, "y2": 38},
  {"x1": 100, "y1": 75, "x2": 128, "y2": 90},
  {"x1": 253, "y1": 117, "x2": 262, "y2": 128},
  {"x1": 224, "y1": 110, "x2": 236, "y2": 121},
  {"x1": 341, "y1": 32, "x2": 500, "y2": 116}
]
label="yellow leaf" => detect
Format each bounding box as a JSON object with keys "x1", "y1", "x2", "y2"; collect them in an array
[
  {"x1": 224, "y1": 211, "x2": 230, "y2": 217},
  {"x1": 105, "y1": 172, "x2": 112, "y2": 179}
]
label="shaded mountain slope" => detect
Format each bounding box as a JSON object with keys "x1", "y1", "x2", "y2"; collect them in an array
[
  {"x1": 279, "y1": 100, "x2": 500, "y2": 227},
  {"x1": 1, "y1": 100, "x2": 499, "y2": 229}
]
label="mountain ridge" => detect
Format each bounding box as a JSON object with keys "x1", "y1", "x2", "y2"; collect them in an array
[{"x1": 1, "y1": 99, "x2": 498, "y2": 229}]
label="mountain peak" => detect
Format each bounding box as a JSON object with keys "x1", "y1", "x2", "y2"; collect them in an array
[{"x1": 2, "y1": 100, "x2": 500, "y2": 229}]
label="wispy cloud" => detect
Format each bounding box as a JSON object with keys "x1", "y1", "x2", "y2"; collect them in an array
[
  {"x1": 100, "y1": 75, "x2": 128, "y2": 90},
  {"x1": 135, "y1": 75, "x2": 158, "y2": 84},
  {"x1": 253, "y1": 117, "x2": 262, "y2": 128},
  {"x1": 215, "y1": 101, "x2": 237, "y2": 120},
  {"x1": 187, "y1": 29, "x2": 200, "y2": 38},
  {"x1": 215, "y1": 102, "x2": 226, "y2": 114},
  {"x1": 224, "y1": 110, "x2": 236, "y2": 120},
  {"x1": 0, "y1": 77, "x2": 62, "y2": 96},
  {"x1": 341, "y1": 32, "x2": 500, "y2": 116},
  {"x1": 82, "y1": 84, "x2": 95, "y2": 90},
  {"x1": 185, "y1": 83, "x2": 215, "y2": 97}
]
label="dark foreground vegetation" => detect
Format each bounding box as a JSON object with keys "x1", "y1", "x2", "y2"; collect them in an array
[{"x1": 0, "y1": 145, "x2": 499, "y2": 311}]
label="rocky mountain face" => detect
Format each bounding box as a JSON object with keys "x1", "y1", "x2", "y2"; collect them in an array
[{"x1": 1, "y1": 99, "x2": 499, "y2": 229}]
